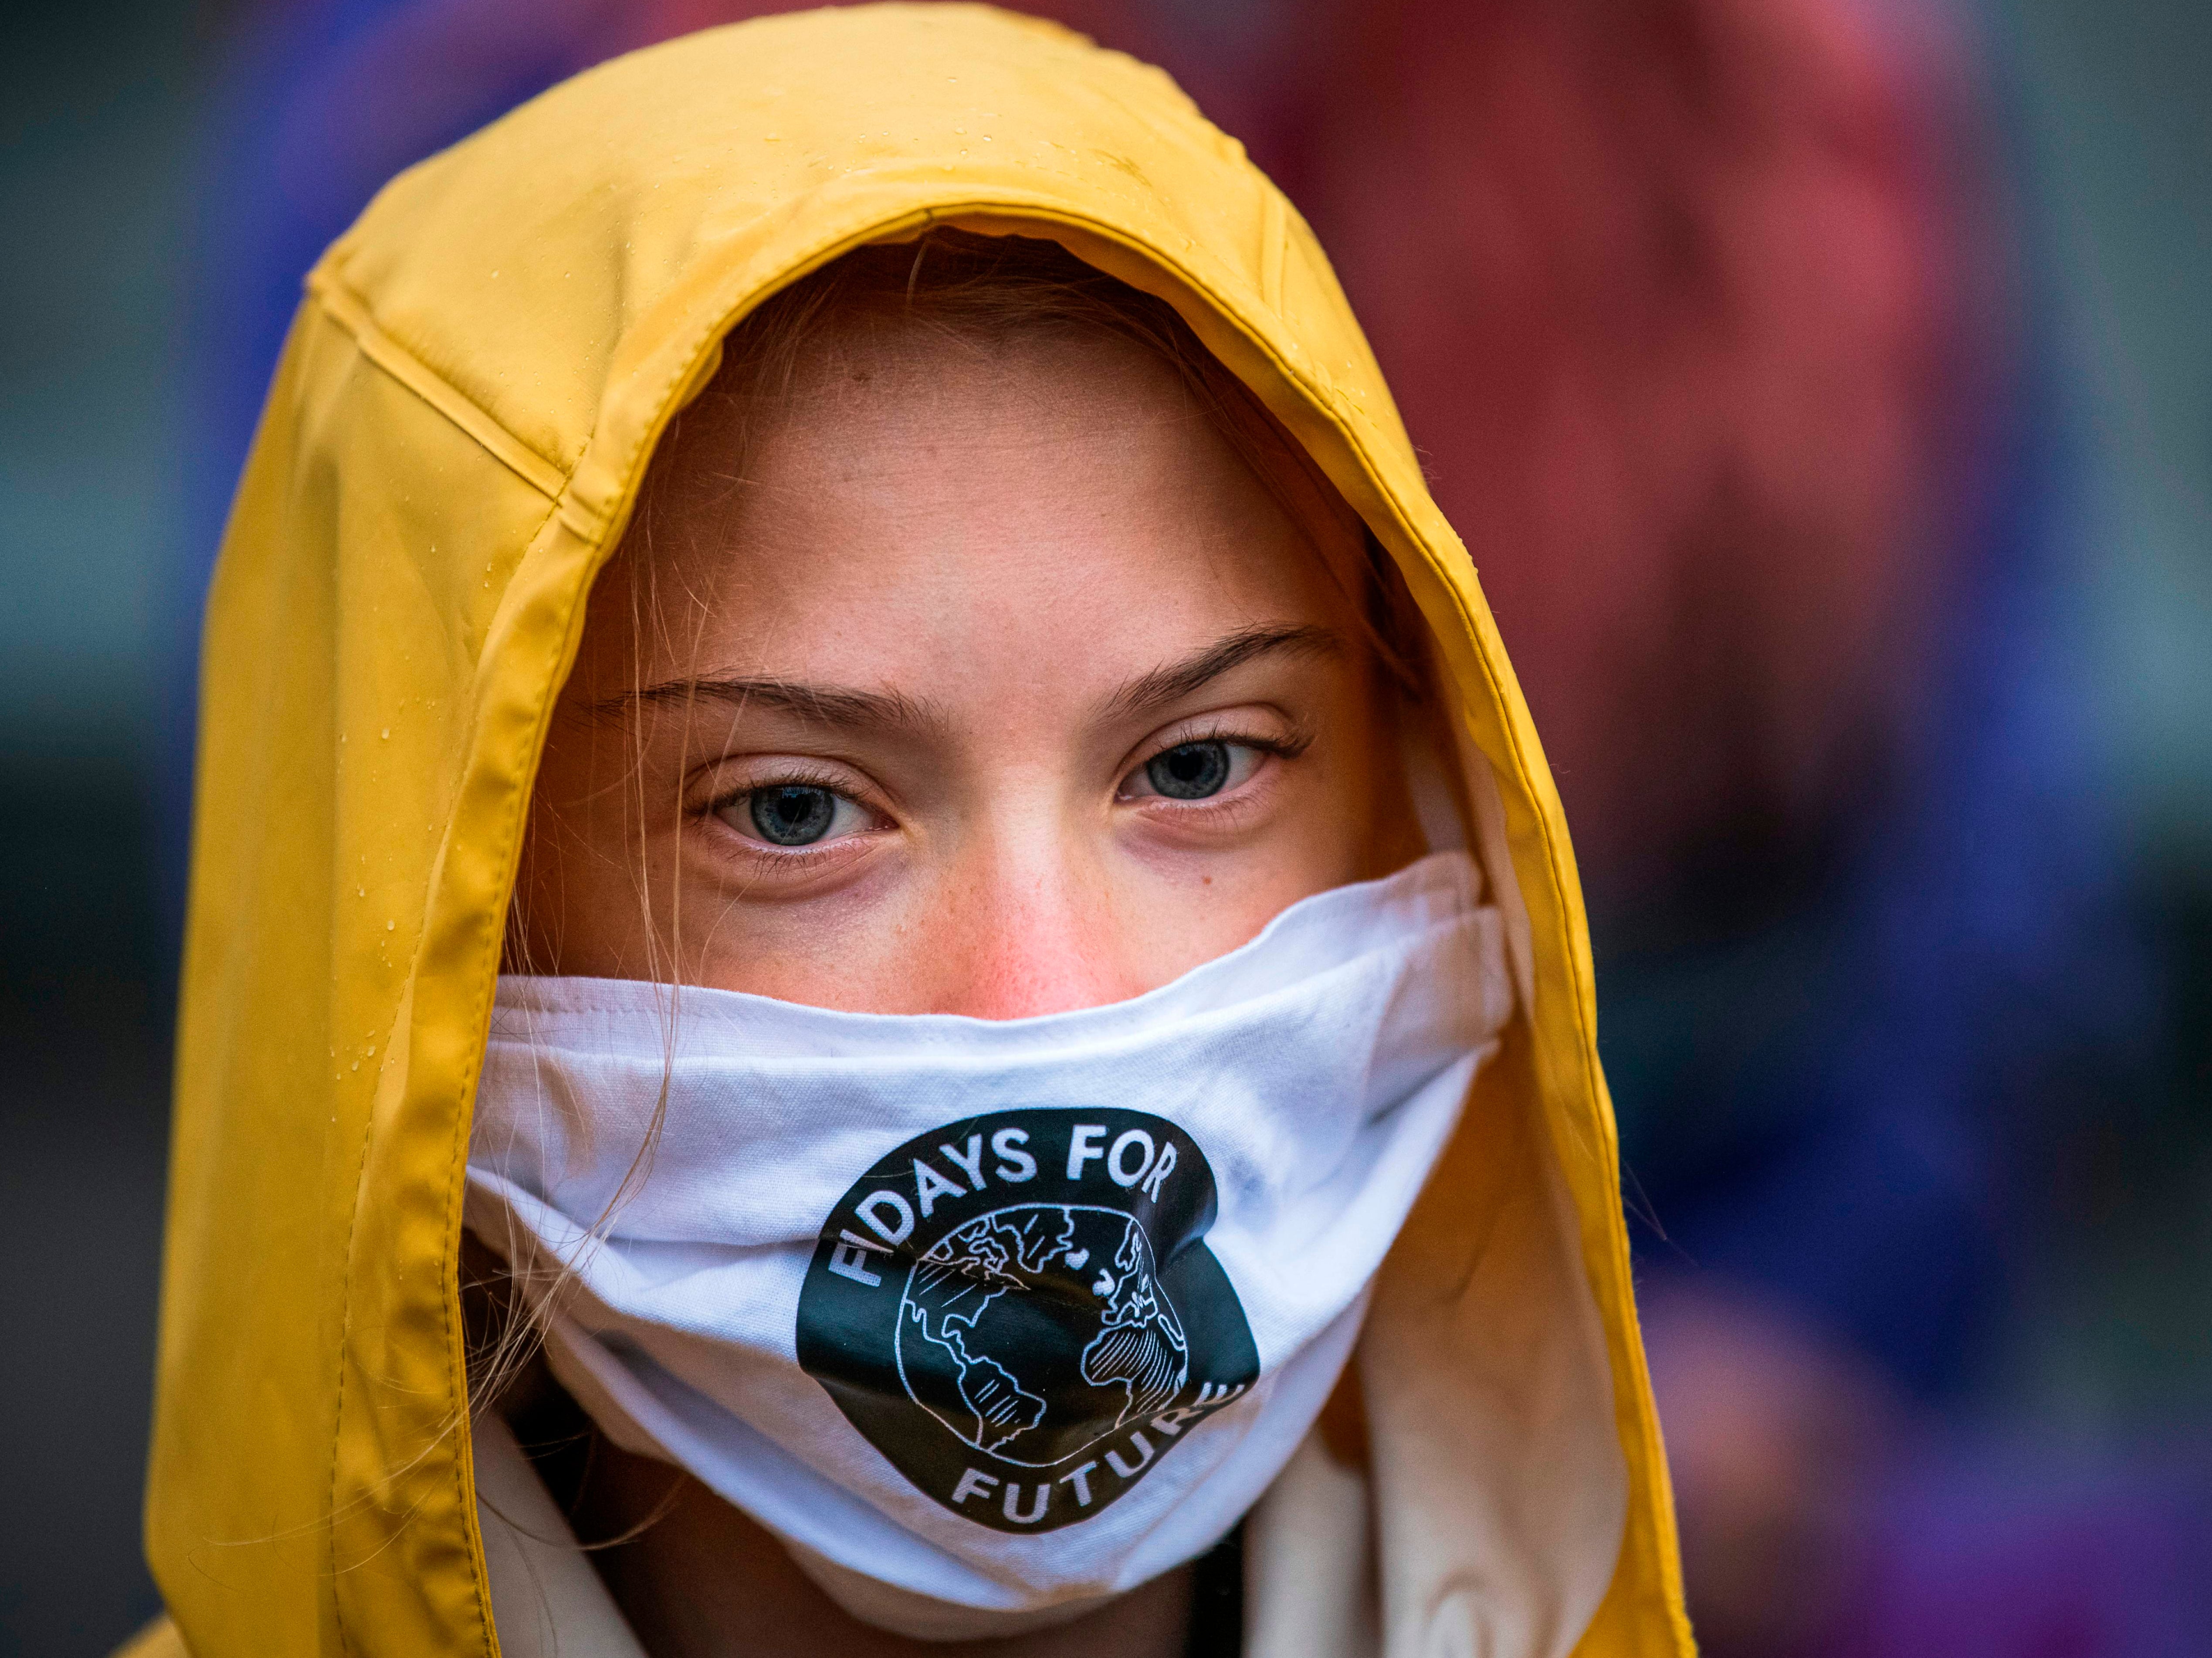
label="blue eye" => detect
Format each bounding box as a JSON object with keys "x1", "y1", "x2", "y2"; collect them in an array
[
  {"x1": 1145, "y1": 741, "x2": 1232, "y2": 800},
  {"x1": 717, "y1": 777, "x2": 881, "y2": 854},
  {"x1": 749, "y1": 785, "x2": 839, "y2": 845}
]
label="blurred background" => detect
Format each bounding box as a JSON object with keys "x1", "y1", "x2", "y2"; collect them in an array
[{"x1": 1, "y1": 0, "x2": 2205, "y2": 1652}]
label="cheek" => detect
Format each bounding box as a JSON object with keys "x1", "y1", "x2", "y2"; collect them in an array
[
  {"x1": 662, "y1": 776, "x2": 1379, "y2": 1017},
  {"x1": 1117, "y1": 740, "x2": 1399, "y2": 983},
  {"x1": 1104, "y1": 839, "x2": 1355, "y2": 996},
  {"x1": 511, "y1": 722, "x2": 686, "y2": 978}
]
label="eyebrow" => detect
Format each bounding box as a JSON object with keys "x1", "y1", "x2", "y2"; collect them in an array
[
  {"x1": 593, "y1": 675, "x2": 947, "y2": 736},
  {"x1": 1101, "y1": 624, "x2": 1344, "y2": 722},
  {"x1": 594, "y1": 622, "x2": 1343, "y2": 735}
]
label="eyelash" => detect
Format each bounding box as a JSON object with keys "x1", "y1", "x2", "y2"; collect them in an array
[
  {"x1": 699, "y1": 721, "x2": 1313, "y2": 862},
  {"x1": 1123, "y1": 724, "x2": 1313, "y2": 802},
  {"x1": 1156, "y1": 722, "x2": 1309, "y2": 761},
  {"x1": 719, "y1": 763, "x2": 854, "y2": 800},
  {"x1": 703, "y1": 766, "x2": 884, "y2": 860}
]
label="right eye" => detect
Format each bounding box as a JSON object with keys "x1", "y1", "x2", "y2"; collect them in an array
[{"x1": 720, "y1": 783, "x2": 873, "y2": 848}]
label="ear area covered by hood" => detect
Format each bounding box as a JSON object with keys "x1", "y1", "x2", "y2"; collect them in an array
[{"x1": 150, "y1": 7, "x2": 1691, "y2": 1656}]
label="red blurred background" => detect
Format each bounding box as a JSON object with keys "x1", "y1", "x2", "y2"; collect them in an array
[{"x1": 3, "y1": 2, "x2": 2207, "y2": 1653}]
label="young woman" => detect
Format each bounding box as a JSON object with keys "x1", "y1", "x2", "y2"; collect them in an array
[{"x1": 133, "y1": 10, "x2": 1690, "y2": 1656}]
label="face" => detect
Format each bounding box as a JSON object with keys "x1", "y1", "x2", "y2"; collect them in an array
[{"x1": 514, "y1": 323, "x2": 1424, "y2": 1017}]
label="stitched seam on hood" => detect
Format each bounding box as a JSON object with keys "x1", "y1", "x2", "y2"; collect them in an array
[{"x1": 307, "y1": 267, "x2": 570, "y2": 502}]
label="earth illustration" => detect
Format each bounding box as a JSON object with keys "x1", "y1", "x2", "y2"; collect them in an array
[{"x1": 896, "y1": 1203, "x2": 1190, "y2": 1468}]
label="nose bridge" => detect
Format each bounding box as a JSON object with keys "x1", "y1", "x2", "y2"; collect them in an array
[{"x1": 930, "y1": 817, "x2": 1132, "y2": 1020}]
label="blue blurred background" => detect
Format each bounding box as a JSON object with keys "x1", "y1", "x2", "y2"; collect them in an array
[{"x1": 1, "y1": 1, "x2": 2205, "y2": 1653}]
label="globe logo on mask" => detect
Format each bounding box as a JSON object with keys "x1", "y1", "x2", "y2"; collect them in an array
[
  {"x1": 797, "y1": 1108, "x2": 1259, "y2": 1533},
  {"x1": 902, "y1": 1204, "x2": 1186, "y2": 1461}
]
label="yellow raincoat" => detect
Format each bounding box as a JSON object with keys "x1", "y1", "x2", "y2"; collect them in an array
[{"x1": 131, "y1": 7, "x2": 1693, "y2": 1654}]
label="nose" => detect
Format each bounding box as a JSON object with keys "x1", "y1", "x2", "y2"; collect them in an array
[{"x1": 917, "y1": 836, "x2": 1141, "y2": 1020}]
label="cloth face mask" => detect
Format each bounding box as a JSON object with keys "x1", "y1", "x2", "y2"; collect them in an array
[{"x1": 465, "y1": 851, "x2": 1511, "y2": 1638}]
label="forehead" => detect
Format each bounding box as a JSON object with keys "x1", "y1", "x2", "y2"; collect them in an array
[{"x1": 580, "y1": 325, "x2": 1363, "y2": 690}]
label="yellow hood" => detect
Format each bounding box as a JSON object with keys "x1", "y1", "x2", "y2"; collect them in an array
[{"x1": 149, "y1": 7, "x2": 1690, "y2": 1654}]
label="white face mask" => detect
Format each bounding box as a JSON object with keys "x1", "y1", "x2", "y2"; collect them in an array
[{"x1": 466, "y1": 851, "x2": 1510, "y2": 1639}]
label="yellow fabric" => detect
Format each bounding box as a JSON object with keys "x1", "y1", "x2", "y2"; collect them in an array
[
  {"x1": 111, "y1": 1617, "x2": 187, "y2": 1658},
  {"x1": 146, "y1": 6, "x2": 1692, "y2": 1654}
]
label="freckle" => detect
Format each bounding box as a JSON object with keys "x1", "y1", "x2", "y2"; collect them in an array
[{"x1": 1202, "y1": 875, "x2": 1213, "y2": 886}]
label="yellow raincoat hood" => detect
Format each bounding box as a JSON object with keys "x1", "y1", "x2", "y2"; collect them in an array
[{"x1": 143, "y1": 7, "x2": 1691, "y2": 1655}]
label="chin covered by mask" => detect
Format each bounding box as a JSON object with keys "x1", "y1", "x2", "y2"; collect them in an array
[{"x1": 467, "y1": 852, "x2": 1508, "y2": 1637}]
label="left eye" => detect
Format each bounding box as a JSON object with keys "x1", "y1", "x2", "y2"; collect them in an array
[
  {"x1": 722, "y1": 784, "x2": 870, "y2": 848},
  {"x1": 1122, "y1": 740, "x2": 1263, "y2": 802}
]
